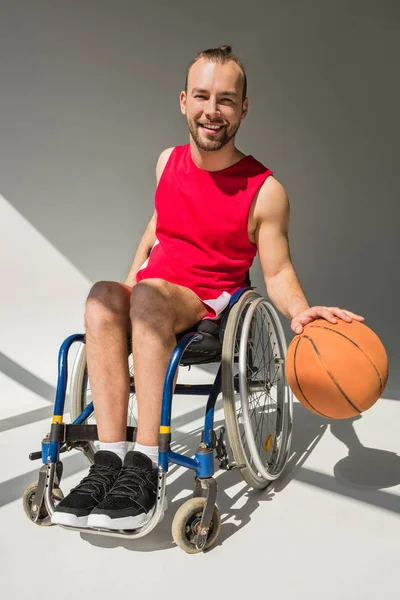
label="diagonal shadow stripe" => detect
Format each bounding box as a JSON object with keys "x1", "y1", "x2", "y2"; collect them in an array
[
  {"x1": 0, "y1": 399, "x2": 208, "y2": 436},
  {"x1": 2, "y1": 448, "x2": 400, "y2": 517},
  {"x1": 0, "y1": 406, "x2": 55, "y2": 433},
  {"x1": 0, "y1": 351, "x2": 56, "y2": 403},
  {"x1": 293, "y1": 466, "x2": 400, "y2": 514},
  {"x1": 0, "y1": 452, "x2": 89, "y2": 508}
]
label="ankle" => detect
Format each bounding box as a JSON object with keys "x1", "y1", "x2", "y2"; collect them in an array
[
  {"x1": 134, "y1": 443, "x2": 159, "y2": 469},
  {"x1": 97, "y1": 441, "x2": 127, "y2": 462}
]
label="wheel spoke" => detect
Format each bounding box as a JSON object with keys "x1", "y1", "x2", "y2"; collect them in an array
[{"x1": 224, "y1": 295, "x2": 292, "y2": 483}]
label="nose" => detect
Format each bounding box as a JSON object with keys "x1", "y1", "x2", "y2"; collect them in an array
[{"x1": 204, "y1": 97, "x2": 221, "y2": 121}]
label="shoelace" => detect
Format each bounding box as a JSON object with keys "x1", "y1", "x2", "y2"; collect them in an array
[
  {"x1": 107, "y1": 466, "x2": 155, "y2": 498},
  {"x1": 71, "y1": 464, "x2": 119, "y2": 496}
]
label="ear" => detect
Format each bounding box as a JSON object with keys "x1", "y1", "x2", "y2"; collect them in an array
[
  {"x1": 180, "y1": 91, "x2": 187, "y2": 115},
  {"x1": 241, "y1": 97, "x2": 249, "y2": 121}
]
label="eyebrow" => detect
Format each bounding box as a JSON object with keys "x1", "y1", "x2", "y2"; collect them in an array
[{"x1": 192, "y1": 87, "x2": 238, "y2": 97}]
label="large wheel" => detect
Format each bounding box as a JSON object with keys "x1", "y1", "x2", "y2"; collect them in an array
[
  {"x1": 222, "y1": 290, "x2": 293, "y2": 489},
  {"x1": 69, "y1": 342, "x2": 137, "y2": 462}
]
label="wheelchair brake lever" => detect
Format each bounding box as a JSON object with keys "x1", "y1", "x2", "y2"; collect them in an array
[
  {"x1": 28, "y1": 451, "x2": 43, "y2": 461},
  {"x1": 29, "y1": 445, "x2": 68, "y2": 461},
  {"x1": 212, "y1": 427, "x2": 245, "y2": 471},
  {"x1": 225, "y1": 461, "x2": 246, "y2": 470}
]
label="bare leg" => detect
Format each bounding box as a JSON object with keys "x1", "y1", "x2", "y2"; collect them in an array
[
  {"x1": 130, "y1": 279, "x2": 208, "y2": 446},
  {"x1": 85, "y1": 281, "x2": 132, "y2": 442}
]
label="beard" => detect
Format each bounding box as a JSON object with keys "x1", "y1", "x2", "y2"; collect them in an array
[{"x1": 186, "y1": 117, "x2": 241, "y2": 152}]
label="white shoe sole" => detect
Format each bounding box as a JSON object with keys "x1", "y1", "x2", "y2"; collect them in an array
[
  {"x1": 51, "y1": 511, "x2": 89, "y2": 528},
  {"x1": 88, "y1": 507, "x2": 154, "y2": 530},
  {"x1": 87, "y1": 498, "x2": 167, "y2": 531}
]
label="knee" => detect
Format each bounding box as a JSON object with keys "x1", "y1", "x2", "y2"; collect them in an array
[
  {"x1": 130, "y1": 280, "x2": 173, "y2": 330},
  {"x1": 85, "y1": 281, "x2": 129, "y2": 326}
]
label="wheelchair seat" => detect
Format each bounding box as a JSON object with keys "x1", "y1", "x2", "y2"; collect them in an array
[
  {"x1": 175, "y1": 273, "x2": 253, "y2": 366},
  {"x1": 177, "y1": 318, "x2": 222, "y2": 365}
]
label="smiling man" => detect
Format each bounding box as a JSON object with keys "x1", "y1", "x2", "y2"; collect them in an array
[{"x1": 52, "y1": 45, "x2": 364, "y2": 531}]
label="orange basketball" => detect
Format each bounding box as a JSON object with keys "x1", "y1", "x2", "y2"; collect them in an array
[{"x1": 285, "y1": 318, "x2": 389, "y2": 419}]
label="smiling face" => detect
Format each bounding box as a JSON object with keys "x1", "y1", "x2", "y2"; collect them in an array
[{"x1": 180, "y1": 58, "x2": 248, "y2": 152}]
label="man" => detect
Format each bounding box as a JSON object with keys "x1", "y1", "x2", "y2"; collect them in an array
[{"x1": 52, "y1": 45, "x2": 364, "y2": 530}]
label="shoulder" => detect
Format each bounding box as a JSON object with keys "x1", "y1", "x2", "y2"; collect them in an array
[
  {"x1": 156, "y1": 147, "x2": 176, "y2": 183},
  {"x1": 253, "y1": 175, "x2": 290, "y2": 225}
]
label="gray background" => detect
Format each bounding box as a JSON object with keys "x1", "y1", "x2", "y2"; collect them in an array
[{"x1": 0, "y1": 0, "x2": 399, "y2": 396}]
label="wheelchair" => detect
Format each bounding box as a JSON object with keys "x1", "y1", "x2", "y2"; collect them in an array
[{"x1": 23, "y1": 286, "x2": 293, "y2": 553}]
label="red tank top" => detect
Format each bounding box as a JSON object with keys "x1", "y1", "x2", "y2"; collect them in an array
[{"x1": 136, "y1": 144, "x2": 272, "y2": 317}]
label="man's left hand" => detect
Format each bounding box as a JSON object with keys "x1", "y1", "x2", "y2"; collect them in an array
[{"x1": 291, "y1": 306, "x2": 365, "y2": 335}]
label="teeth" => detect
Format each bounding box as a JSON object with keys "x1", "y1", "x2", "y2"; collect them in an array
[{"x1": 203, "y1": 124, "x2": 222, "y2": 130}]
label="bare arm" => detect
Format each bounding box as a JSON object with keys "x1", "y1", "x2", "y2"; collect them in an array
[
  {"x1": 254, "y1": 177, "x2": 310, "y2": 320},
  {"x1": 123, "y1": 147, "x2": 174, "y2": 287},
  {"x1": 123, "y1": 210, "x2": 157, "y2": 287}
]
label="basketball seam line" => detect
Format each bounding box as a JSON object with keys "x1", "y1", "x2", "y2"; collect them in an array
[
  {"x1": 293, "y1": 337, "x2": 330, "y2": 418},
  {"x1": 302, "y1": 335, "x2": 362, "y2": 414},
  {"x1": 306, "y1": 325, "x2": 385, "y2": 393}
]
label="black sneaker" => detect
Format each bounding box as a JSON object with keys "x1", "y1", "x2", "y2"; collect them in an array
[
  {"x1": 87, "y1": 451, "x2": 158, "y2": 530},
  {"x1": 51, "y1": 451, "x2": 122, "y2": 528}
]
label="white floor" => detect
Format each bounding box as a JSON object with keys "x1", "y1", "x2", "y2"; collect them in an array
[
  {"x1": 1, "y1": 365, "x2": 399, "y2": 600},
  {"x1": 1, "y1": 198, "x2": 399, "y2": 599}
]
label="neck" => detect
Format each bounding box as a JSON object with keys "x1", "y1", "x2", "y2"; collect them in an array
[{"x1": 189, "y1": 139, "x2": 245, "y2": 172}]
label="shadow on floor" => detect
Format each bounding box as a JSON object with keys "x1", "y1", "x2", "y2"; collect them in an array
[
  {"x1": 6, "y1": 396, "x2": 400, "y2": 552},
  {"x1": 330, "y1": 415, "x2": 400, "y2": 489},
  {"x1": 0, "y1": 351, "x2": 56, "y2": 403},
  {"x1": 275, "y1": 404, "x2": 400, "y2": 493},
  {"x1": 76, "y1": 405, "x2": 336, "y2": 553},
  {"x1": 80, "y1": 425, "x2": 276, "y2": 553}
]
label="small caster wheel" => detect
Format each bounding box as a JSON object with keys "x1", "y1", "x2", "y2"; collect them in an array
[
  {"x1": 22, "y1": 482, "x2": 64, "y2": 526},
  {"x1": 171, "y1": 497, "x2": 221, "y2": 554}
]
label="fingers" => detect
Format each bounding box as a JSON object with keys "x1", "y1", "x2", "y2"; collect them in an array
[
  {"x1": 322, "y1": 307, "x2": 341, "y2": 323},
  {"x1": 291, "y1": 306, "x2": 365, "y2": 336},
  {"x1": 326, "y1": 307, "x2": 365, "y2": 322},
  {"x1": 343, "y1": 310, "x2": 365, "y2": 320}
]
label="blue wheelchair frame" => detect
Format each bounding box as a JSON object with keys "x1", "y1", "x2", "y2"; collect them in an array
[{"x1": 40, "y1": 288, "x2": 247, "y2": 479}]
